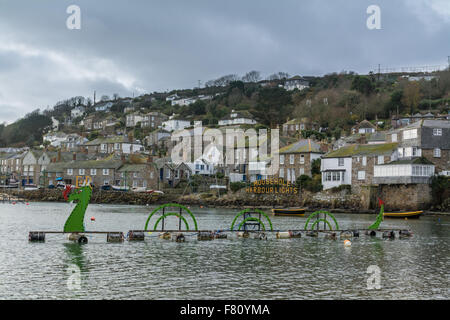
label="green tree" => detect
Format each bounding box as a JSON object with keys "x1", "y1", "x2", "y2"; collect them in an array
[{"x1": 252, "y1": 87, "x2": 293, "y2": 127}]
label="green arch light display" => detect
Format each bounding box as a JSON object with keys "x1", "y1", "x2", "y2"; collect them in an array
[
  {"x1": 230, "y1": 209, "x2": 273, "y2": 231},
  {"x1": 238, "y1": 217, "x2": 266, "y2": 231},
  {"x1": 144, "y1": 203, "x2": 198, "y2": 231},
  {"x1": 304, "y1": 211, "x2": 339, "y2": 230},
  {"x1": 153, "y1": 212, "x2": 190, "y2": 231}
]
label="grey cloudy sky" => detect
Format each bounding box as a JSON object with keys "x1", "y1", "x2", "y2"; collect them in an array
[{"x1": 0, "y1": 0, "x2": 449, "y2": 122}]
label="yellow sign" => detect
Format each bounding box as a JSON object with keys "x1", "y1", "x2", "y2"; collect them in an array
[
  {"x1": 246, "y1": 178, "x2": 298, "y2": 194},
  {"x1": 76, "y1": 176, "x2": 92, "y2": 188}
]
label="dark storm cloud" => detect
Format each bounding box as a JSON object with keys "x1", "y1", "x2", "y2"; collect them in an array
[{"x1": 0, "y1": 0, "x2": 449, "y2": 122}]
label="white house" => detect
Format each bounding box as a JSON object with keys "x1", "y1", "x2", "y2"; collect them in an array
[
  {"x1": 321, "y1": 157, "x2": 352, "y2": 190},
  {"x1": 71, "y1": 106, "x2": 86, "y2": 118},
  {"x1": 171, "y1": 97, "x2": 197, "y2": 106},
  {"x1": 186, "y1": 158, "x2": 215, "y2": 176},
  {"x1": 218, "y1": 110, "x2": 257, "y2": 126},
  {"x1": 126, "y1": 112, "x2": 144, "y2": 127},
  {"x1": 162, "y1": 117, "x2": 191, "y2": 132},
  {"x1": 283, "y1": 76, "x2": 310, "y2": 91},
  {"x1": 95, "y1": 102, "x2": 113, "y2": 112},
  {"x1": 166, "y1": 94, "x2": 179, "y2": 102}
]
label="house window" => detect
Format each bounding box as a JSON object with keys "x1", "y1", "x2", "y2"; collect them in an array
[
  {"x1": 325, "y1": 172, "x2": 332, "y2": 181},
  {"x1": 434, "y1": 148, "x2": 441, "y2": 158},
  {"x1": 143, "y1": 180, "x2": 147, "y2": 188},
  {"x1": 103, "y1": 169, "x2": 109, "y2": 175},
  {"x1": 362, "y1": 157, "x2": 367, "y2": 166},
  {"x1": 290, "y1": 155, "x2": 295, "y2": 165},
  {"x1": 433, "y1": 129, "x2": 442, "y2": 136},
  {"x1": 67, "y1": 169, "x2": 73, "y2": 175},
  {"x1": 114, "y1": 143, "x2": 121, "y2": 150},
  {"x1": 133, "y1": 180, "x2": 138, "y2": 187},
  {"x1": 338, "y1": 158, "x2": 344, "y2": 166},
  {"x1": 280, "y1": 155, "x2": 285, "y2": 165},
  {"x1": 391, "y1": 134, "x2": 397, "y2": 142},
  {"x1": 133, "y1": 172, "x2": 138, "y2": 178},
  {"x1": 279, "y1": 168, "x2": 284, "y2": 178},
  {"x1": 358, "y1": 171, "x2": 366, "y2": 180},
  {"x1": 378, "y1": 156, "x2": 384, "y2": 165},
  {"x1": 403, "y1": 129, "x2": 417, "y2": 140},
  {"x1": 300, "y1": 155, "x2": 305, "y2": 164},
  {"x1": 90, "y1": 169, "x2": 97, "y2": 176},
  {"x1": 103, "y1": 180, "x2": 110, "y2": 185},
  {"x1": 79, "y1": 169, "x2": 85, "y2": 175},
  {"x1": 101, "y1": 144, "x2": 107, "y2": 151},
  {"x1": 150, "y1": 172, "x2": 154, "y2": 179},
  {"x1": 412, "y1": 147, "x2": 419, "y2": 157},
  {"x1": 332, "y1": 172, "x2": 340, "y2": 181},
  {"x1": 300, "y1": 168, "x2": 305, "y2": 175},
  {"x1": 291, "y1": 169, "x2": 295, "y2": 182}
]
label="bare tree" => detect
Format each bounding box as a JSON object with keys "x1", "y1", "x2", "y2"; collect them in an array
[{"x1": 242, "y1": 70, "x2": 261, "y2": 83}]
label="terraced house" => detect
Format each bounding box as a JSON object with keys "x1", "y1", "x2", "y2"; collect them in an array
[
  {"x1": 117, "y1": 163, "x2": 158, "y2": 189},
  {"x1": 277, "y1": 139, "x2": 325, "y2": 183},
  {"x1": 386, "y1": 119, "x2": 450, "y2": 173},
  {"x1": 46, "y1": 155, "x2": 122, "y2": 187},
  {"x1": 82, "y1": 136, "x2": 144, "y2": 154},
  {"x1": 321, "y1": 143, "x2": 399, "y2": 192}
]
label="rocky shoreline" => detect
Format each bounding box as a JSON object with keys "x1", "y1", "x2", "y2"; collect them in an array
[{"x1": 10, "y1": 188, "x2": 449, "y2": 215}]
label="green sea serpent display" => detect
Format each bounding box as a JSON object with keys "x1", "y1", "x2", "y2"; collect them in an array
[
  {"x1": 230, "y1": 209, "x2": 273, "y2": 231},
  {"x1": 368, "y1": 200, "x2": 384, "y2": 230},
  {"x1": 144, "y1": 203, "x2": 198, "y2": 231},
  {"x1": 63, "y1": 186, "x2": 93, "y2": 233},
  {"x1": 304, "y1": 211, "x2": 339, "y2": 230}
]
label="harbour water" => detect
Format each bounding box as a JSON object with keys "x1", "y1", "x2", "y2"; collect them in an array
[{"x1": 0, "y1": 202, "x2": 448, "y2": 299}]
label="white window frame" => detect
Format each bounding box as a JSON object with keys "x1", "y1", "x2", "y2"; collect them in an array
[
  {"x1": 300, "y1": 155, "x2": 305, "y2": 164},
  {"x1": 67, "y1": 169, "x2": 73, "y2": 175},
  {"x1": 433, "y1": 128, "x2": 442, "y2": 136},
  {"x1": 434, "y1": 148, "x2": 441, "y2": 158},
  {"x1": 391, "y1": 134, "x2": 397, "y2": 142},
  {"x1": 290, "y1": 155, "x2": 295, "y2": 165},
  {"x1": 103, "y1": 169, "x2": 109, "y2": 176},
  {"x1": 279, "y1": 168, "x2": 284, "y2": 178},
  {"x1": 358, "y1": 171, "x2": 366, "y2": 181},
  {"x1": 280, "y1": 155, "x2": 285, "y2": 165},
  {"x1": 79, "y1": 169, "x2": 85, "y2": 175},
  {"x1": 90, "y1": 169, "x2": 97, "y2": 176},
  {"x1": 403, "y1": 129, "x2": 418, "y2": 140},
  {"x1": 338, "y1": 158, "x2": 344, "y2": 167},
  {"x1": 378, "y1": 156, "x2": 384, "y2": 165}
]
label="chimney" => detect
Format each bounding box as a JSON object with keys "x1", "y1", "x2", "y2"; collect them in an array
[
  {"x1": 73, "y1": 152, "x2": 76, "y2": 161},
  {"x1": 57, "y1": 150, "x2": 61, "y2": 162}
]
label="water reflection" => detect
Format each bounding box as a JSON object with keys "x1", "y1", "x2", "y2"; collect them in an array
[{"x1": 0, "y1": 202, "x2": 448, "y2": 300}]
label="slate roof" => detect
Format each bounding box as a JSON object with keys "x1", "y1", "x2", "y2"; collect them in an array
[
  {"x1": 279, "y1": 139, "x2": 324, "y2": 154},
  {"x1": 323, "y1": 143, "x2": 398, "y2": 158}
]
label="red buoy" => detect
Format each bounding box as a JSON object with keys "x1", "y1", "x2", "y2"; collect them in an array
[{"x1": 90, "y1": 217, "x2": 95, "y2": 221}]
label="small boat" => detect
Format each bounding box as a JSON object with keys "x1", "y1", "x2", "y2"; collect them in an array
[
  {"x1": 383, "y1": 211, "x2": 423, "y2": 219},
  {"x1": 111, "y1": 185, "x2": 130, "y2": 192},
  {"x1": 272, "y1": 208, "x2": 306, "y2": 217}
]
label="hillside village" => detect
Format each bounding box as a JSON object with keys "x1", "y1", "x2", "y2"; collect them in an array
[{"x1": 0, "y1": 70, "x2": 449, "y2": 210}]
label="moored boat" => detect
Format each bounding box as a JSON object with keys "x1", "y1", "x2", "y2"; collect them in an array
[
  {"x1": 272, "y1": 208, "x2": 306, "y2": 216},
  {"x1": 383, "y1": 211, "x2": 423, "y2": 219}
]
